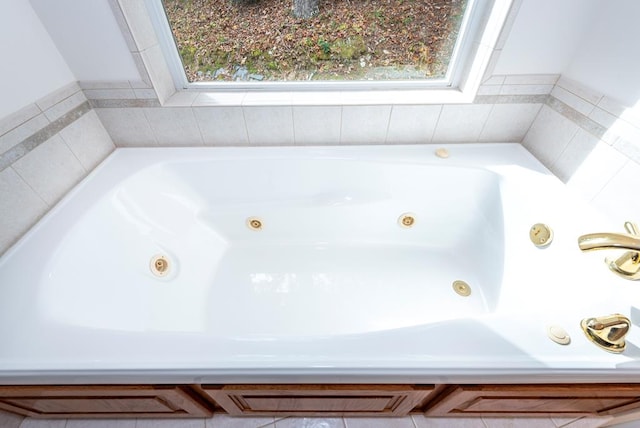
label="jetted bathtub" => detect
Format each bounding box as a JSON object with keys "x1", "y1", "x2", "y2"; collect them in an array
[{"x1": 1, "y1": 143, "x2": 639, "y2": 384}]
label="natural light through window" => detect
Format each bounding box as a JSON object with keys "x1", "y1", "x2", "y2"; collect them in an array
[{"x1": 159, "y1": 0, "x2": 471, "y2": 84}]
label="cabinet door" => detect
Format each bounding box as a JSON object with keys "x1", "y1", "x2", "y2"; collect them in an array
[
  {"x1": 426, "y1": 384, "x2": 640, "y2": 417},
  {"x1": 200, "y1": 384, "x2": 434, "y2": 416},
  {"x1": 0, "y1": 385, "x2": 212, "y2": 418}
]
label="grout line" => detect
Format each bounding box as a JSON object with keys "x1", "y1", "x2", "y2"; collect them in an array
[
  {"x1": 291, "y1": 105, "x2": 297, "y2": 145},
  {"x1": 240, "y1": 106, "x2": 251, "y2": 145},
  {"x1": 385, "y1": 105, "x2": 395, "y2": 144},
  {"x1": 589, "y1": 158, "x2": 631, "y2": 204},
  {"x1": 477, "y1": 103, "x2": 496, "y2": 142},
  {"x1": 192, "y1": 107, "x2": 207, "y2": 146},
  {"x1": 338, "y1": 105, "x2": 343, "y2": 145}
]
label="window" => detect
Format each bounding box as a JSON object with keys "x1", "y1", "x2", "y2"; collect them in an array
[{"x1": 145, "y1": 0, "x2": 512, "y2": 97}]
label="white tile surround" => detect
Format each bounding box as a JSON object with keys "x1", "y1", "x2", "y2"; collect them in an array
[
  {"x1": 4, "y1": 73, "x2": 640, "y2": 251},
  {"x1": 12, "y1": 414, "x2": 617, "y2": 428},
  {"x1": 0, "y1": 82, "x2": 115, "y2": 254},
  {"x1": 92, "y1": 88, "x2": 550, "y2": 147},
  {"x1": 522, "y1": 76, "x2": 640, "y2": 226}
]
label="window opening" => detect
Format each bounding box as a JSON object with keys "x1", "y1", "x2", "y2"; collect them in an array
[{"x1": 160, "y1": 0, "x2": 472, "y2": 84}]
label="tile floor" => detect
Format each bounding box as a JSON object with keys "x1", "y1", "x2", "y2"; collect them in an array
[{"x1": 14, "y1": 414, "x2": 616, "y2": 428}]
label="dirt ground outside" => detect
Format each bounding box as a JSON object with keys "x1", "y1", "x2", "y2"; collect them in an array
[{"x1": 163, "y1": 0, "x2": 468, "y2": 82}]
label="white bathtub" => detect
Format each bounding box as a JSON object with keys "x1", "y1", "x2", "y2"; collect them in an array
[{"x1": 1, "y1": 143, "x2": 639, "y2": 384}]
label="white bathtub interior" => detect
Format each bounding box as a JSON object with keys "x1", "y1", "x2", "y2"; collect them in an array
[{"x1": 0, "y1": 143, "x2": 639, "y2": 382}]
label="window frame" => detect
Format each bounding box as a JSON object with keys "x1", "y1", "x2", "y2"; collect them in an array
[{"x1": 143, "y1": 0, "x2": 513, "y2": 103}]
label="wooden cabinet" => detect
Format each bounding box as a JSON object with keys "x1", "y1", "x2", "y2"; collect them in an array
[
  {"x1": 199, "y1": 384, "x2": 435, "y2": 416},
  {"x1": 0, "y1": 385, "x2": 212, "y2": 419},
  {"x1": 2, "y1": 383, "x2": 640, "y2": 419},
  {"x1": 424, "y1": 384, "x2": 640, "y2": 417}
]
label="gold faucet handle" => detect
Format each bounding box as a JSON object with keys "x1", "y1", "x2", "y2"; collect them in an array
[
  {"x1": 611, "y1": 221, "x2": 640, "y2": 280},
  {"x1": 581, "y1": 314, "x2": 631, "y2": 353}
]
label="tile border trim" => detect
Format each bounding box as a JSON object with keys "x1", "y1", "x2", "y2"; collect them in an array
[{"x1": 0, "y1": 102, "x2": 91, "y2": 173}]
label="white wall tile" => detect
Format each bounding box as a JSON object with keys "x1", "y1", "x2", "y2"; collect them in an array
[
  {"x1": 588, "y1": 107, "x2": 619, "y2": 132},
  {"x1": 500, "y1": 84, "x2": 554, "y2": 95},
  {"x1": 140, "y1": 44, "x2": 176, "y2": 103},
  {"x1": 614, "y1": 137, "x2": 640, "y2": 164},
  {"x1": 79, "y1": 81, "x2": 133, "y2": 90},
  {"x1": 83, "y1": 88, "x2": 137, "y2": 100},
  {"x1": 43, "y1": 91, "x2": 87, "y2": 122},
  {"x1": 476, "y1": 84, "x2": 503, "y2": 95},
  {"x1": 35, "y1": 82, "x2": 82, "y2": 112},
  {"x1": 0, "y1": 114, "x2": 50, "y2": 155},
  {"x1": 386, "y1": 105, "x2": 441, "y2": 144},
  {"x1": 340, "y1": 105, "x2": 391, "y2": 144},
  {"x1": 165, "y1": 91, "x2": 199, "y2": 107},
  {"x1": 551, "y1": 86, "x2": 595, "y2": 116},
  {"x1": 244, "y1": 106, "x2": 294, "y2": 145},
  {"x1": 96, "y1": 108, "x2": 156, "y2": 147},
  {"x1": 592, "y1": 160, "x2": 640, "y2": 226},
  {"x1": 0, "y1": 103, "x2": 41, "y2": 137},
  {"x1": 193, "y1": 107, "x2": 249, "y2": 145},
  {"x1": 503, "y1": 74, "x2": 559, "y2": 85},
  {"x1": 143, "y1": 108, "x2": 203, "y2": 146},
  {"x1": 117, "y1": 0, "x2": 158, "y2": 52},
  {"x1": 553, "y1": 131, "x2": 627, "y2": 203},
  {"x1": 479, "y1": 103, "x2": 541, "y2": 142},
  {"x1": 601, "y1": 98, "x2": 640, "y2": 130},
  {"x1": 12, "y1": 135, "x2": 86, "y2": 206},
  {"x1": 134, "y1": 88, "x2": 159, "y2": 99},
  {"x1": 0, "y1": 167, "x2": 49, "y2": 251},
  {"x1": 60, "y1": 111, "x2": 115, "y2": 170},
  {"x1": 522, "y1": 105, "x2": 579, "y2": 168},
  {"x1": 432, "y1": 104, "x2": 492, "y2": 142},
  {"x1": 556, "y1": 76, "x2": 604, "y2": 106},
  {"x1": 483, "y1": 75, "x2": 505, "y2": 85},
  {"x1": 293, "y1": 106, "x2": 341, "y2": 145}
]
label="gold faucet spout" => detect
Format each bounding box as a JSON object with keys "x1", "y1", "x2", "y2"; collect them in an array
[
  {"x1": 578, "y1": 222, "x2": 640, "y2": 280},
  {"x1": 578, "y1": 233, "x2": 640, "y2": 252}
]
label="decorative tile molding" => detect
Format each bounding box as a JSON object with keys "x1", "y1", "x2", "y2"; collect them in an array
[
  {"x1": 0, "y1": 102, "x2": 90, "y2": 172},
  {"x1": 543, "y1": 86, "x2": 640, "y2": 163},
  {"x1": 0, "y1": 83, "x2": 89, "y2": 171}
]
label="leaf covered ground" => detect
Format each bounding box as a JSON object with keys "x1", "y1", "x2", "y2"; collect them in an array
[{"x1": 163, "y1": 0, "x2": 468, "y2": 82}]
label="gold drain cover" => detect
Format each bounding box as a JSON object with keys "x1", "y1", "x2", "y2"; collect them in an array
[
  {"x1": 150, "y1": 255, "x2": 170, "y2": 277},
  {"x1": 530, "y1": 223, "x2": 553, "y2": 248},
  {"x1": 246, "y1": 217, "x2": 263, "y2": 231},
  {"x1": 452, "y1": 280, "x2": 471, "y2": 297},
  {"x1": 398, "y1": 213, "x2": 416, "y2": 228}
]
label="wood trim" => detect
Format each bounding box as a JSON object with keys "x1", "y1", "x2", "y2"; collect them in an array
[
  {"x1": 424, "y1": 384, "x2": 640, "y2": 417},
  {"x1": 0, "y1": 385, "x2": 212, "y2": 419},
  {"x1": 201, "y1": 384, "x2": 435, "y2": 417}
]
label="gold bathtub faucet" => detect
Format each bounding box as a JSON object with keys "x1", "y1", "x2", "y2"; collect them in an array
[
  {"x1": 578, "y1": 221, "x2": 640, "y2": 281},
  {"x1": 581, "y1": 314, "x2": 631, "y2": 353}
]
